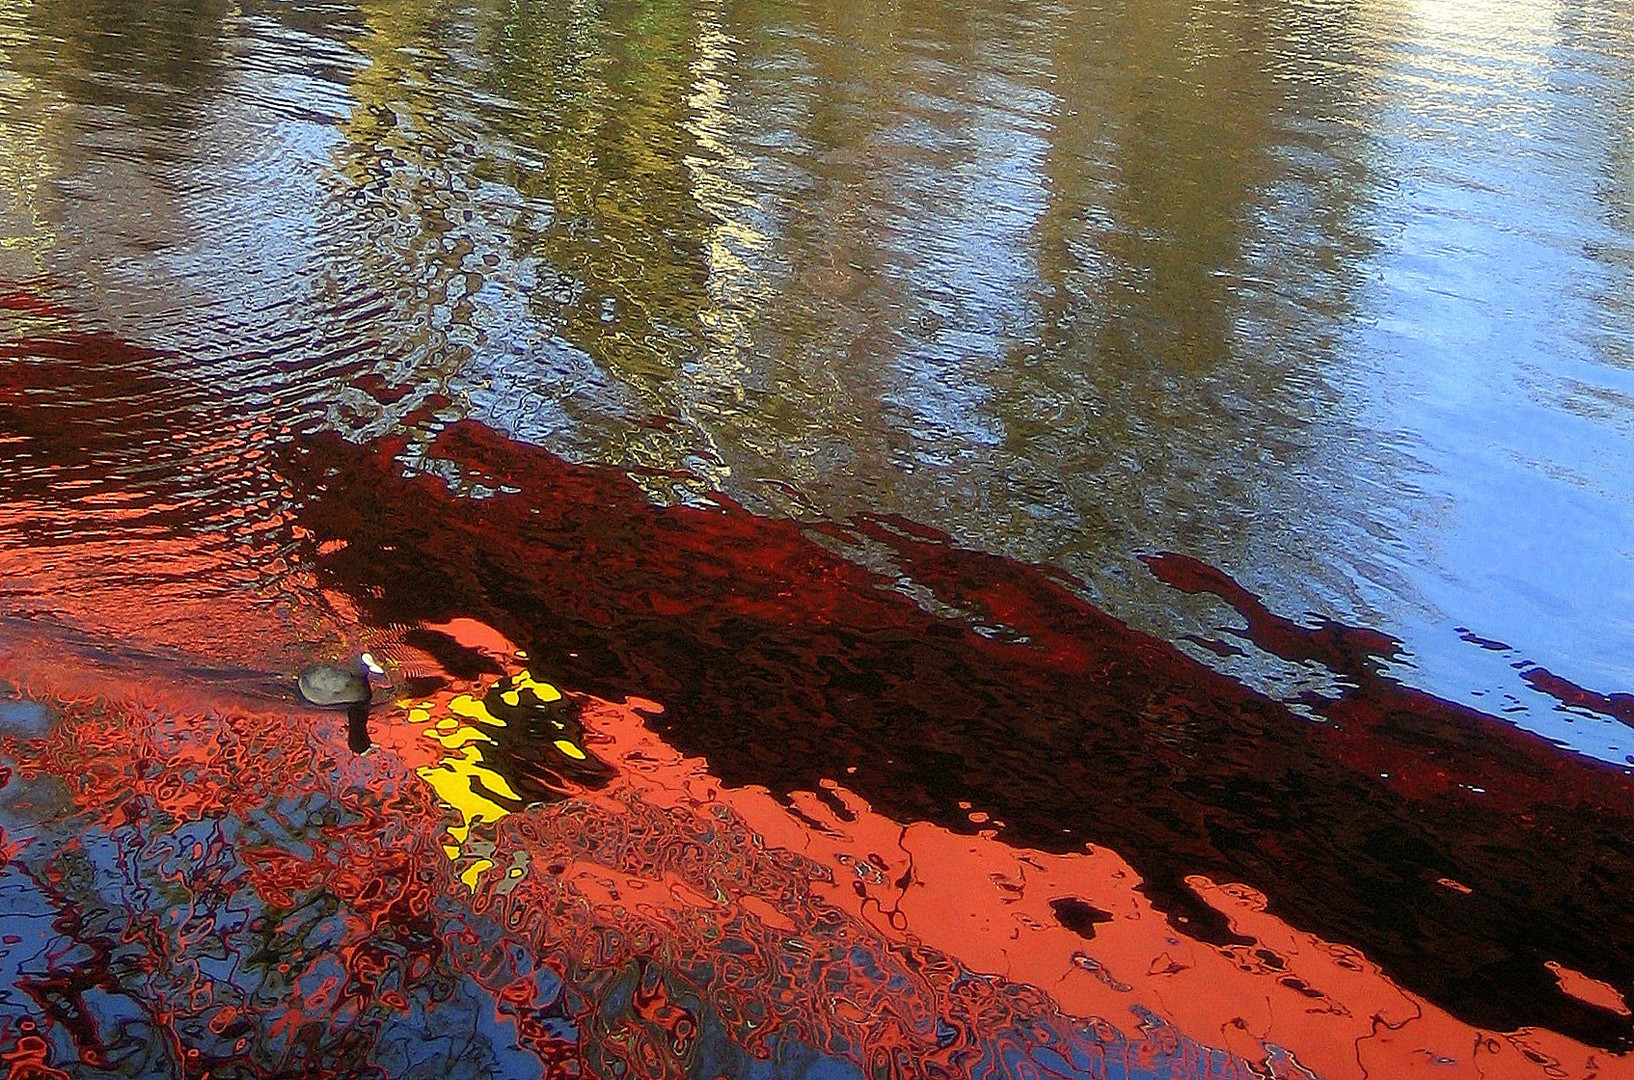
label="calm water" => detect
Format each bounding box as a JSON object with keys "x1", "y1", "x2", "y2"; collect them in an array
[{"x1": 1, "y1": 0, "x2": 1633, "y2": 1076}]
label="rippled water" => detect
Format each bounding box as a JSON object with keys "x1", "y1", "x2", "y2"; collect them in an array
[{"x1": 1, "y1": 0, "x2": 1633, "y2": 1076}]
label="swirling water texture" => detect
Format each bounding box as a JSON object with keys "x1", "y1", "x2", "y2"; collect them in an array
[{"x1": 0, "y1": 623, "x2": 1275, "y2": 1079}]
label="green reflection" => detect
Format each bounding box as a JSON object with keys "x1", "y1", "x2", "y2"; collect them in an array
[
  {"x1": 480, "y1": 0, "x2": 713, "y2": 382},
  {"x1": 22, "y1": 0, "x2": 229, "y2": 122}
]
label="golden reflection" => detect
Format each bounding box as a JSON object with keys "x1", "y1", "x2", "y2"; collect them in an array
[
  {"x1": 323, "y1": 0, "x2": 517, "y2": 448},
  {"x1": 397, "y1": 656, "x2": 595, "y2": 889},
  {"x1": 0, "y1": 2, "x2": 60, "y2": 265},
  {"x1": 678, "y1": 3, "x2": 764, "y2": 465},
  {"x1": 404, "y1": 692, "x2": 514, "y2": 887},
  {"x1": 483, "y1": 0, "x2": 712, "y2": 382}
]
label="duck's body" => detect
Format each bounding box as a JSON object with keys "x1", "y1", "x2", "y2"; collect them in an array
[{"x1": 297, "y1": 662, "x2": 370, "y2": 708}]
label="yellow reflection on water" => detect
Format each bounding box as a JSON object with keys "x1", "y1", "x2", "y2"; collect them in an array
[{"x1": 403, "y1": 669, "x2": 585, "y2": 889}]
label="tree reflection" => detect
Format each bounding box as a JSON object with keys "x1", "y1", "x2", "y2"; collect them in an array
[
  {"x1": 481, "y1": 0, "x2": 713, "y2": 385},
  {"x1": 317, "y1": 0, "x2": 1396, "y2": 640},
  {"x1": 20, "y1": 0, "x2": 230, "y2": 125},
  {"x1": 990, "y1": 0, "x2": 1392, "y2": 618}
]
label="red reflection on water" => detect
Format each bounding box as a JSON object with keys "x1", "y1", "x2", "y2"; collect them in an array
[
  {"x1": 1141, "y1": 551, "x2": 1627, "y2": 805},
  {"x1": 280, "y1": 420, "x2": 1634, "y2": 1053},
  {"x1": 2, "y1": 312, "x2": 1633, "y2": 1076},
  {"x1": 2, "y1": 621, "x2": 1628, "y2": 1079},
  {"x1": 1519, "y1": 666, "x2": 1634, "y2": 729},
  {"x1": 549, "y1": 680, "x2": 1627, "y2": 1080},
  {"x1": 0, "y1": 287, "x2": 74, "y2": 319},
  {"x1": 0, "y1": 326, "x2": 315, "y2": 671},
  {"x1": 0, "y1": 628, "x2": 1262, "y2": 1078}
]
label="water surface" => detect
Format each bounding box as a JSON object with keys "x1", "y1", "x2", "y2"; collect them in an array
[{"x1": 1, "y1": 0, "x2": 1633, "y2": 1076}]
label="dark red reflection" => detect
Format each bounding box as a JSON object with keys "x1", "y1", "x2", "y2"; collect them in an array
[
  {"x1": 1520, "y1": 666, "x2": 1634, "y2": 728},
  {"x1": 1143, "y1": 551, "x2": 1630, "y2": 802},
  {"x1": 280, "y1": 421, "x2": 1634, "y2": 1052},
  {"x1": 0, "y1": 287, "x2": 74, "y2": 318}
]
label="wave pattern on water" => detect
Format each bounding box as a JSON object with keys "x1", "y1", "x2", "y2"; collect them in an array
[
  {"x1": 3, "y1": 0, "x2": 1634, "y2": 1076},
  {"x1": 1, "y1": 0, "x2": 1633, "y2": 732}
]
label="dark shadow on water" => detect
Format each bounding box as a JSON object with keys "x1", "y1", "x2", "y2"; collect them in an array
[{"x1": 346, "y1": 701, "x2": 371, "y2": 754}]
